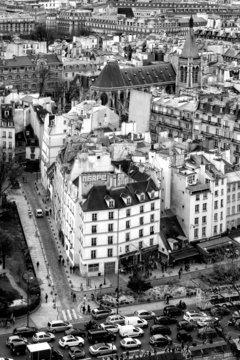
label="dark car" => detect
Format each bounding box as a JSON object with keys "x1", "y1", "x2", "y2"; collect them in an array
[
  {"x1": 154, "y1": 316, "x2": 178, "y2": 325},
  {"x1": 197, "y1": 327, "x2": 218, "y2": 340},
  {"x1": 177, "y1": 330, "x2": 193, "y2": 343},
  {"x1": 210, "y1": 306, "x2": 230, "y2": 317},
  {"x1": 68, "y1": 346, "x2": 86, "y2": 359},
  {"x1": 149, "y1": 334, "x2": 172, "y2": 347},
  {"x1": 177, "y1": 320, "x2": 195, "y2": 332},
  {"x1": 65, "y1": 328, "x2": 86, "y2": 338},
  {"x1": 150, "y1": 325, "x2": 171, "y2": 336},
  {"x1": 13, "y1": 326, "x2": 38, "y2": 337},
  {"x1": 87, "y1": 329, "x2": 116, "y2": 344},
  {"x1": 163, "y1": 305, "x2": 183, "y2": 317},
  {"x1": 10, "y1": 341, "x2": 27, "y2": 356},
  {"x1": 52, "y1": 348, "x2": 64, "y2": 360}
]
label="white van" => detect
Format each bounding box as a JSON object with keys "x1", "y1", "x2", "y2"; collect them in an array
[
  {"x1": 119, "y1": 325, "x2": 144, "y2": 338},
  {"x1": 35, "y1": 209, "x2": 43, "y2": 218},
  {"x1": 124, "y1": 316, "x2": 148, "y2": 328}
]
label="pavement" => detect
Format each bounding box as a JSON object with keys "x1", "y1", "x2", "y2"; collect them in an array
[{"x1": 1, "y1": 176, "x2": 239, "y2": 335}]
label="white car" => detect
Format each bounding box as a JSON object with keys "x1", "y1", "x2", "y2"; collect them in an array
[
  {"x1": 59, "y1": 335, "x2": 84, "y2": 348},
  {"x1": 183, "y1": 311, "x2": 208, "y2": 323},
  {"x1": 119, "y1": 325, "x2": 144, "y2": 338},
  {"x1": 196, "y1": 316, "x2": 218, "y2": 328},
  {"x1": 89, "y1": 343, "x2": 117, "y2": 356},
  {"x1": 6, "y1": 336, "x2": 28, "y2": 347},
  {"x1": 134, "y1": 310, "x2": 156, "y2": 320},
  {"x1": 100, "y1": 323, "x2": 119, "y2": 333},
  {"x1": 106, "y1": 314, "x2": 125, "y2": 325},
  {"x1": 120, "y1": 337, "x2": 142, "y2": 349},
  {"x1": 32, "y1": 331, "x2": 55, "y2": 343}
]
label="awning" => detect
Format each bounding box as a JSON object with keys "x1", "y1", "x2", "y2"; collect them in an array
[
  {"x1": 198, "y1": 236, "x2": 240, "y2": 252},
  {"x1": 170, "y1": 247, "x2": 200, "y2": 262},
  {"x1": 119, "y1": 250, "x2": 138, "y2": 259},
  {"x1": 141, "y1": 245, "x2": 159, "y2": 253}
]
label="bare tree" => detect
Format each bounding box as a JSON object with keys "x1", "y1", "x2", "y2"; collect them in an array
[{"x1": 0, "y1": 229, "x2": 13, "y2": 269}]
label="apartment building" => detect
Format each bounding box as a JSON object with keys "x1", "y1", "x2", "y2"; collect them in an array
[
  {"x1": 0, "y1": 104, "x2": 15, "y2": 162},
  {"x1": 0, "y1": 12, "x2": 35, "y2": 36}
]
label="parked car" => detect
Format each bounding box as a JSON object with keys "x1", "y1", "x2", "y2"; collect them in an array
[
  {"x1": 124, "y1": 316, "x2": 148, "y2": 328},
  {"x1": 150, "y1": 325, "x2": 171, "y2": 336},
  {"x1": 120, "y1": 337, "x2": 141, "y2": 349},
  {"x1": 10, "y1": 341, "x2": 27, "y2": 356},
  {"x1": 176, "y1": 330, "x2": 193, "y2": 343},
  {"x1": 91, "y1": 307, "x2": 115, "y2": 319},
  {"x1": 177, "y1": 320, "x2": 195, "y2": 332},
  {"x1": 119, "y1": 325, "x2": 144, "y2": 338},
  {"x1": 32, "y1": 331, "x2": 55, "y2": 343},
  {"x1": 149, "y1": 334, "x2": 171, "y2": 347},
  {"x1": 106, "y1": 314, "x2": 125, "y2": 325},
  {"x1": 89, "y1": 343, "x2": 117, "y2": 356},
  {"x1": 48, "y1": 320, "x2": 72, "y2": 333},
  {"x1": 59, "y1": 335, "x2": 84, "y2": 348},
  {"x1": 196, "y1": 316, "x2": 218, "y2": 328},
  {"x1": 68, "y1": 347, "x2": 86, "y2": 359},
  {"x1": 87, "y1": 329, "x2": 116, "y2": 344},
  {"x1": 154, "y1": 316, "x2": 178, "y2": 325},
  {"x1": 210, "y1": 305, "x2": 230, "y2": 317},
  {"x1": 13, "y1": 327, "x2": 38, "y2": 337},
  {"x1": 163, "y1": 305, "x2": 183, "y2": 317},
  {"x1": 100, "y1": 323, "x2": 119, "y2": 333},
  {"x1": 65, "y1": 328, "x2": 86, "y2": 337},
  {"x1": 197, "y1": 327, "x2": 218, "y2": 340},
  {"x1": 6, "y1": 335, "x2": 28, "y2": 347},
  {"x1": 133, "y1": 310, "x2": 156, "y2": 320},
  {"x1": 183, "y1": 311, "x2": 208, "y2": 323}
]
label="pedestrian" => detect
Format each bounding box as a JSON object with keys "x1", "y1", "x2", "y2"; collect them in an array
[
  {"x1": 166, "y1": 294, "x2": 169, "y2": 305},
  {"x1": 45, "y1": 293, "x2": 48, "y2": 303},
  {"x1": 36, "y1": 261, "x2": 39, "y2": 269},
  {"x1": 62, "y1": 258, "x2": 65, "y2": 266},
  {"x1": 49, "y1": 208, "x2": 52, "y2": 216},
  {"x1": 87, "y1": 304, "x2": 91, "y2": 314},
  {"x1": 82, "y1": 305, "x2": 86, "y2": 314},
  {"x1": 58, "y1": 257, "x2": 61, "y2": 265},
  {"x1": 178, "y1": 269, "x2": 181, "y2": 279},
  {"x1": 73, "y1": 293, "x2": 76, "y2": 302},
  {"x1": 83, "y1": 294, "x2": 87, "y2": 305}
]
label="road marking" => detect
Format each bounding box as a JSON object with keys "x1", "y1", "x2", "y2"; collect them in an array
[
  {"x1": 62, "y1": 310, "x2": 67, "y2": 321},
  {"x1": 67, "y1": 309, "x2": 72, "y2": 320},
  {"x1": 72, "y1": 308, "x2": 78, "y2": 320}
]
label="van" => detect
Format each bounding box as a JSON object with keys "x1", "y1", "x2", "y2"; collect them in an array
[
  {"x1": 119, "y1": 325, "x2": 144, "y2": 338},
  {"x1": 35, "y1": 209, "x2": 43, "y2": 218},
  {"x1": 87, "y1": 329, "x2": 116, "y2": 344},
  {"x1": 124, "y1": 316, "x2": 148, "y2": 328},
  {"x1": 47, "y1": 320, "x2": 72, "y2": 333}
]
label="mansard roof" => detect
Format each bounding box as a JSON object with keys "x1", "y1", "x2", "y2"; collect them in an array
[{"x1": 91, "y1": 60, "x2": 176, "y2": 91}]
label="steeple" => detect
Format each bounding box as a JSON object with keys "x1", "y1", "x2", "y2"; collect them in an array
[{"x1": 180, "y1": 16, "x2": 200, "y2": 59}]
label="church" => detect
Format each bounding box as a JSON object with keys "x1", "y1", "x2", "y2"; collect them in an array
[{"x1": 90, "y1": 17, "x2": 201, "y2": 116}]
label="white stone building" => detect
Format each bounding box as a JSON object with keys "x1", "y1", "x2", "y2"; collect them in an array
[{"x1": 0, "y1": 104, "x2": 15, "y2": 162}]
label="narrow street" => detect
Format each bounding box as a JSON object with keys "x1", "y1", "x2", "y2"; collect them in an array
[{"x1": 21, "y1": 172, "x2": 73, "y2": 313}]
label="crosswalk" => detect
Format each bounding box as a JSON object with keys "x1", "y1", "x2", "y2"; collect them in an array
[{"x1": 61, "y1": 308, "x2": 83, "y2": 322}]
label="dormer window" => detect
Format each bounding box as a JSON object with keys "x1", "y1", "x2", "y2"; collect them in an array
[
  {"x1": 148, "y1": 190, "x2": 155, "y2": 199},
  {"x1": 140, "y1": 193, "x2": 145, "y2": 202},
  {"x1": 121, "y1": 193, "x2": 131, "y2": 206},
  {"x1": 105, "y1": 195, "x2": 115, "y2": 208},
  {"x1": 136, "y1": 190, "x2": 145, "y2": 202}
]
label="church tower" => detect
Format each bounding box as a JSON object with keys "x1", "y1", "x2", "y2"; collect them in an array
[{"x1": 176, "y1": 16, "x2": 201, "y2": 95}]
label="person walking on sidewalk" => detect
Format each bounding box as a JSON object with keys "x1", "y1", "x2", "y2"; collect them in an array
[{"x1": 45, "y1": 293, "x2": 48, "y2": 303}]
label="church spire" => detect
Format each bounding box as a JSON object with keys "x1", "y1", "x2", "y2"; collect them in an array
[{"x1": 180, "y1": 15, "x2": 199, "y2": 59}]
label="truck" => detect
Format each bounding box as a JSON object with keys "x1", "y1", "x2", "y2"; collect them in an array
[{"x1": 26, "y1": 342, "x2": 63, "y2": 360}]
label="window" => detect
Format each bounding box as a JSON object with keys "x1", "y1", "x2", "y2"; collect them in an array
[
  {"x1": 139, "y1": 241, "x2": 143, "y2": 249},
  {"x1": 91, "y1": 238, "x2": 97, "y2": 246},
  {"x1": 194, "y1": 228, "x2": 198, "y2": 238},
  {"x1": 214, "y1": 201, "x2": 218, "y2": 210},
  {"x1": 220, "y1": 199, "x2": 223, "y2": 208},
  {"x1": 92, "y1": 226, "x2": 97, "y2": 234},
  {"x1": 232, "y1": 206, "x2": 235, "y2": 215},
  {"x1": 195, "y1": 205, "x2": 199, "y2": 213},
  {"x1": 238, "y1": 193, "x2": 240, "y2": 200},
  {"x1": 140, "y1": 194, "x2": 145, "y2": 202},
  {"x1": 150, "y1": 214, "x2": 154, "y2": 222},
  {"x1": 140, "y1": 205, "x2": 144, "y2": 213},
  {"x1": 220, "y1": 212, "x2": 223, "y2": 220},
  {"x1": 188, "y1": 175, "x2": 195, "y2": 185},
  {"x1": 30, "y1": 154, "x2": 35, "y2": 159},
  {"x1": 108, "y1": 236, "x2": 113, "y2": 245},
  {"x1": 215, "y1": 190, "x2": 218, "y2": 197},
  {"x1": 92, "y1": 213, "x2": 97, "y2": 221},
  {"x1": 232, "y1": 194, "x2": 236, "y2": 201},
  {"x1": 202, "y1": 227, "x2": 206, "y2": 237},
  {"x1": 150, "y1": 226, "x2": 154, "y2": 235},
  {"x1": 108, "y1": 223, "x2": 113, "y2": 232},
  {"x1": 140, "y1": 217, "x2": 144, "y2": 225},
  {"x1": 227, "y1": 195, "x2": 230, "y2": 203},
  {"x1": 2, "y1": 131, "x2": 6, "y2": 138},
  {"x1": 151, "y1": 203, "x2": 155, "y2": 211},
  {"x1": 214, "y1": 213, "x2": 218, "y2": 222},
  {"x1": 126, "y1": 209, "x2": 131, "y2": 217},
  {"x1": 196, "y1": 194, "x2": 200, "y2": 201},
  {"x1": 202, "y1": 216, "x2": 206, "y2": 224},
  {"x1": 108, "y1": 248, "x2": 113, "y2": 257},
  {"x1": 109, "y1": 211, "x2": 114, "y2": 220},
  {"x1": 139, "y1": 229, "x2": 143, "y2": 237},
  {"x1": 214, "y1": 225, "x2": 217, "y2": 235},
  {"x1": 220, "y1": 223, "x2": 223, "y2": 233},
  {"x1": 194, "y1": 218, "x2": 199, "y2": 225},
  {"x1": 126, "y1": 220, "x2": 130, "y2": 229},
  {"x1": 227, "y1": 207, "x2": 230, "y2": 216},
  {"x1": 8, "y1": 132, "x2": 12, "y2": 138},
  {"x1": 109, "y1": 200, "x2": 114, "y2": 208},
  {"x1": 203, "y1": 193, "x2": 208, "y2": 199},
  {"x1": 203, "y1": 203, "x2": 207, "y2": 211},
  {"x1": 125, "y1": 233, "x2": 130, "y2": 241},
  {"x1": 233, "y1": 184, "x2": 236, "y2": 191},
  {"x1": 125, "y1": 245, "x2": 129, "y2": 252},
  {"x1": 91, "y1": 250, "x2": 96, "y2": 259},
  {"x1": 88, "y1": 263, "x2": 99, "y2": 272},
  {"x1": 126, "y1": 197, "x2": 131, "y2": 205},
  {"x1": 227, "y1": 186, "x2": 231, "y2": 193}
]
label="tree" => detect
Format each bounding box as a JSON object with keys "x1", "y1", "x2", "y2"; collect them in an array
[
  {"x1": 127, "y1": 273, "x2": 152, "y2": 294},
  {"x1": 38, "y1": 67, "x2": 52, "y2": 97},
  {"x1": 31, "y1": 25, "x2": 54, "y2": 47},
  {"x1": 0, "y1": 229, "x2": 13, "y2": 269}
]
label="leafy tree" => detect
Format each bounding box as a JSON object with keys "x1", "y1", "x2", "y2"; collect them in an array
[
  {"x1": 127, "y1": 273, "x2": 152, "y2": 294},
  {"x1": 0, "y1": 229, "x2": 13, "y2": 269}
]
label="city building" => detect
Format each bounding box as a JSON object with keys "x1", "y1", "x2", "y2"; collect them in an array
[
  {"x1": 0, "y1": 104, "x2": 15, "y2": 162},
  {"x1": 0, "y1": 12, "x2": 35, "y2": 36}
]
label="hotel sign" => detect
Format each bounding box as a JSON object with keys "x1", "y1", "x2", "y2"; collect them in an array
[{"x1": 82, "y1": 173, "x2": 108, "y2": 183}]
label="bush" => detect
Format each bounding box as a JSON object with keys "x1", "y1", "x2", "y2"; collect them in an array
[{"x1": 127, "y1": 274, "x2": 152, "y2": 294}]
